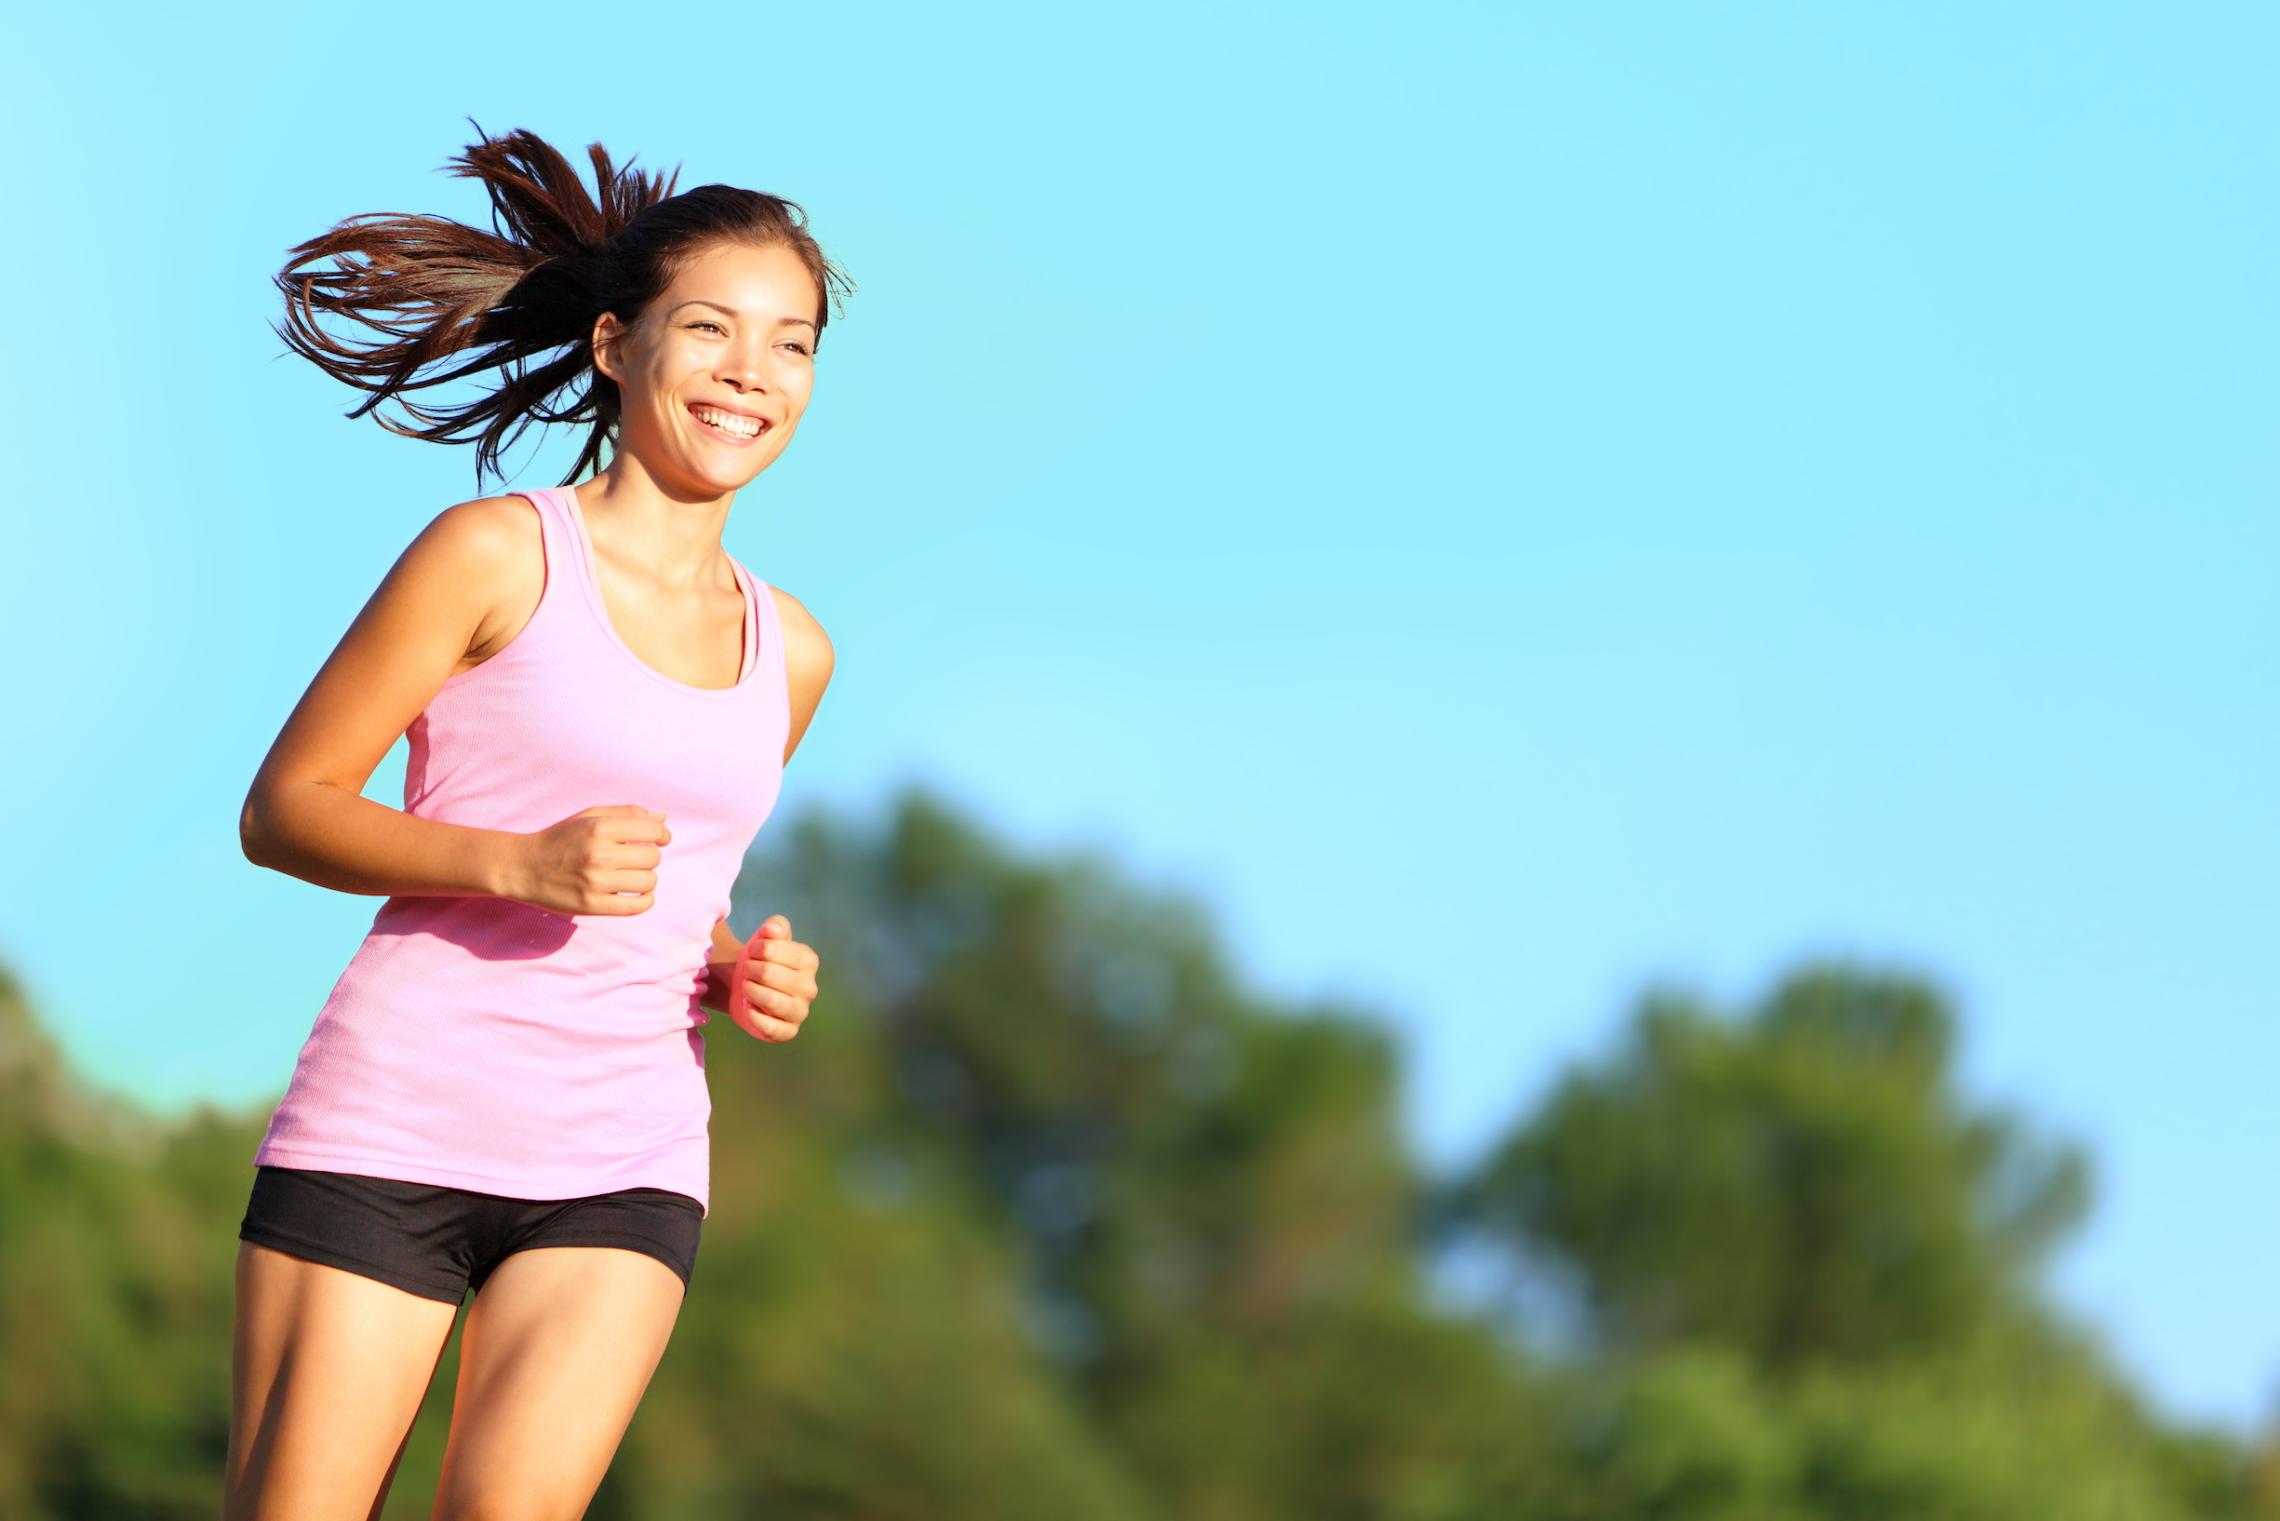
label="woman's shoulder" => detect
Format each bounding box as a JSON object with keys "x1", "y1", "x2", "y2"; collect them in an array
[
  {"x1": 403, "y1": 492, "x2": 548, "y2": 579},
  {"x1": 431, "y1": 489, "x2": 544, "y2": 541},
  {"x1": 401, "y1": 493, "x2": 549, "y2": 662},
  {"x1": 762, "y1": 581, "x2": 833, "y2": 669}
]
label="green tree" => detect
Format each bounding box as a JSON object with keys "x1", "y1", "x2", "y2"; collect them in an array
[
  {"x1": 1441, "y1": 961, "x2": 2279, "y2": 1519},
  {"x1": 1448, "y1": 964, "x2": 2090, "y2": 1374}
]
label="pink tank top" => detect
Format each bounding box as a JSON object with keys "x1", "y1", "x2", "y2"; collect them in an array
[{"x1": 252, "y1": 484, "x2": 790, "y2": 1217}]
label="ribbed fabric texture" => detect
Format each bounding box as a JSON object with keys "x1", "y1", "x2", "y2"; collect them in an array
[{"x1": 253, "y1": 485, "x2": 791, "y2": 1218}]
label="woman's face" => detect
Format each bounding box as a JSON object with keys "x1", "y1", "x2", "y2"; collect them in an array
[{"x1": 594, "y1": 239, "x2": 819, "y2": 495}]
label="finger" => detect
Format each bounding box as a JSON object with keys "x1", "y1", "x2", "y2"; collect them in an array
[
  {"x1": 752, "y1": 960, "x2": 817, "y2": 1002},
  {"x1": 740, "y1": 981, "x2": 805, "y2": 1037},
  {"x1": 759, "y1": 935, "x2": 818, "y2": 973},
  {"x1": 749, "y1": 958, "x2": 817, "y2": 1002},
  {"x1": 744, "y1": 976, "x2": 809, "y2": 1025},
  {"x1": 753, "y1": 942, "x2": 819, "y2": 984},
  {"x1": 763, "y1": 913, "x2": 792, "y2": 936},
  {"x1": 749, "y1": 941, "x2": 816, "y2": 980}
]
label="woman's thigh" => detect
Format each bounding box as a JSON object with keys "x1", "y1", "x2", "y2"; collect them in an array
[
  {"x1": 225, "y1": 1239, "x2": 460, "y2": 1521},
  {"x1": 431, "y1": 1242, "x2": 690, "y2": 1521}
]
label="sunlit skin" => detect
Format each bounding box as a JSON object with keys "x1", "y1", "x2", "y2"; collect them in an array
[{"x1": 585, "y1": 240, "x2": 829, "y2": 1046}]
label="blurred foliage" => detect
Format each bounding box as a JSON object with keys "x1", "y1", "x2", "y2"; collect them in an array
[
  {"x1": 1447, "y1": 970, "x2": 2091, "y2": 1373},
  {"x1": 0, "y1": 783, "x2": 2272, "y2": 1518}
]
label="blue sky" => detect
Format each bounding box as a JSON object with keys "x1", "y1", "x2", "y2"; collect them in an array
[{"x1": 4, "y1": 1, "x2": 2273, "y2": 1436}]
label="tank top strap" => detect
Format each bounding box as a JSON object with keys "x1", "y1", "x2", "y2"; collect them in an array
[
  {"x1": 740, "y1": 560, "x2": 791, "y2": 734},
  {"x1": 526, "y1": 486, "x2": 587, "y2": 636},
  {"x1": 732, "y1": 557, "x2": 758, "y2": 683},
  {"x1": 526, "y1": 485, "x2": 579, "y2": 601}
]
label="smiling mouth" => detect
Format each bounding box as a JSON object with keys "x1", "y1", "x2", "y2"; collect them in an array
[{"x1": 688, "y1": 404, "x2": 769, "y2": 443}]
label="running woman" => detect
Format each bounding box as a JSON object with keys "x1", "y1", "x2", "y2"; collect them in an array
[{"x1": 224, "y1": 124, "x2": 848, "y2": 1519}]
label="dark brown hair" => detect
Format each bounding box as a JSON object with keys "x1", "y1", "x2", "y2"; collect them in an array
[{"x1": 271, "y1": 120, "x2": 855, "y2": 488}]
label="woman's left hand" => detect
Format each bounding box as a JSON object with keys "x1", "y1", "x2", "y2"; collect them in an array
[{"x1": 729, "y1": 914, "x2": 819, "y2": 1043}]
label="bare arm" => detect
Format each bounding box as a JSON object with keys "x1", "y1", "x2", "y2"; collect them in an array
[
  {"x1": 239, "y1": 496, "x2": 541, "y2": 899},
  {"x1": 773, "y1": 584, "x2": 836, "y2": 769}
]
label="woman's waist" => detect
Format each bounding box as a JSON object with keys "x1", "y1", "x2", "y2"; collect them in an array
[
  {"x1": 368, "y1": 881, "x2": 719, "y2": 964},
  {"x1": 316, "y1": 958, "x2": 708, "y2": 1046}
]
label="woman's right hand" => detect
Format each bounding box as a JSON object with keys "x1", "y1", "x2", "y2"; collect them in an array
[{"x1": 503, "y1": 805, "x2": 672, "y2": 915}]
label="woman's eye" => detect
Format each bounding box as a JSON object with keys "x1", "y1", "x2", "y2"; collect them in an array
[{"x1": 688, "y1": 320, "x2": 803, "y2": 354}]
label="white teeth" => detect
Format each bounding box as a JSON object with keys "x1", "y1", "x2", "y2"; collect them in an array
[{"x1": 692, "y1": 406, "x2": 762, "y2": 438}]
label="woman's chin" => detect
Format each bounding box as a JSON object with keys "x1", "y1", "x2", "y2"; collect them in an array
[{"x1": 661, "y1": 449, "x2": 765, "y2": 495}]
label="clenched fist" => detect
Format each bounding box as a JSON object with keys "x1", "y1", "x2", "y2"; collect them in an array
[
  {"x1": 502, "y1": 804, "x2": 671, "y2": 916},
  {"x1": 717, "y1": 914, "x2": 819, "y2": 1043}
]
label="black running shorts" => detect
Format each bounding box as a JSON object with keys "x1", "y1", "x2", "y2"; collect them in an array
[{"x1": 238, "y1": 1165, "x2": 703, "y2": 1305}]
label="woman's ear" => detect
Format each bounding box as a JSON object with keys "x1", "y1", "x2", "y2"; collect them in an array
[{"x1": 590, "y1": 310, "x2": 625, "y2": 385}]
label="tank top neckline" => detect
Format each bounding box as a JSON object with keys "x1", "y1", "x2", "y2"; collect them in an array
[{"x1": 554, "y1": 483, "x2": 764, "y2": 702}]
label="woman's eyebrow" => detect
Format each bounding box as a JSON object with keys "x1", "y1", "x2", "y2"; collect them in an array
[{"x1": 668, "y1": 298, "x2": 817, "y2": 332}]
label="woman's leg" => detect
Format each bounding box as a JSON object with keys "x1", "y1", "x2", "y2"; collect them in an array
[
  {"x1": 429, "y1": 1245, "x2": 689, "y2": 1521},
  {"x1": 224, "y1": 1240, "x2": 461, "y2": 1520}
]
